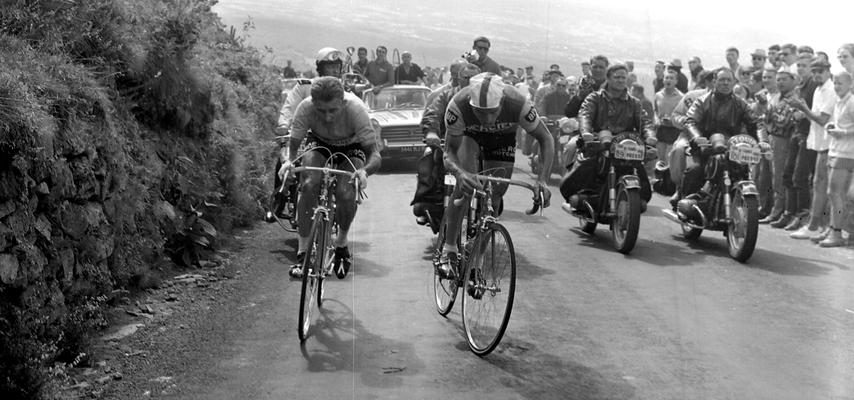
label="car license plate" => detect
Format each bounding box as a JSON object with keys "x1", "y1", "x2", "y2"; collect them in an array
[{"x1": 400, "y1": 145, "x2": 422, "y2": 152}]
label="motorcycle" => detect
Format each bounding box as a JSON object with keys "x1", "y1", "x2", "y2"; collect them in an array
[
  {"x1": 561, "y1": 131, "x2": 652, "y2": 254},
  {"x1": 661, "y1": 133, "x2": 767, "y2": 263},
  {"x1": 530, "y1": 116, "x2": 576, "y2": 178}
]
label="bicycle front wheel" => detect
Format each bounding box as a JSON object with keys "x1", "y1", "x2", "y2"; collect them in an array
[
  {"x1": 298, "y1": 218, "x2": 325, "y2": 342},
  {"x1": 433, "y1": 214, "x2": 462, "y2": 316},
  {"x1": 461, "y1": 222, "x2": 516, "y2": 356}
]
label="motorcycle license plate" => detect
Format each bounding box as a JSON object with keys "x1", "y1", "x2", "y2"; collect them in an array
[
  {"x1": 444, "y1": 174, "x2": 457, "y2": 186},
  {"x1": 729, "y1": 144, "x2": 761, "y2": 165},
  {"x1": 613, "y1": 139, "x2": 644, "y2": 161}
]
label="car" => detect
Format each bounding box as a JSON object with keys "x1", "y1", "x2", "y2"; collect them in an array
[{"x1": 364, "y1": 85, "x2": 433, "y2": 159}]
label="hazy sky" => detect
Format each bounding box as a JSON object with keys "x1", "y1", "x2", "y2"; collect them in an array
[{"x1": 214, "y1": 0, "x2": 854, "y2": 74}]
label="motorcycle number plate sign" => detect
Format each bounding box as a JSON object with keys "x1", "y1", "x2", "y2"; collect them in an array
[
  {"x1": 614, "y1": 139, "x2": 644, "y2": 161},
  {"x1": 444, "y1": 174, "x2": 457, "y2": 186},
  {"x1": 729, "y1": 144, "x2": 761, "y2": 165}
]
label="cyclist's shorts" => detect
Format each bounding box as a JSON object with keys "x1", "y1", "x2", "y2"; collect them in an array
[
  {"x1": 305, "y1": 137, "x2": 367, "y2": 165},
  {"x1": 464, "y1": 131, "x2": 516, "y2": 163}
]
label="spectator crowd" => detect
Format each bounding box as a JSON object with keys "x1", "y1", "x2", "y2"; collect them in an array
[{"x1": 280, "y1": 38, "x2": 854, "y2": 248}]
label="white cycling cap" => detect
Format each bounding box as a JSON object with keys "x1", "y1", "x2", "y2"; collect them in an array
[{"x1": 468, "y1": 73, "x2": 504, "y2": 109}]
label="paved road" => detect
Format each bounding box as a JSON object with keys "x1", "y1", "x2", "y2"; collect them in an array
[{"x1": 174, "y1": 154, "x2": 854, "y2": 400}]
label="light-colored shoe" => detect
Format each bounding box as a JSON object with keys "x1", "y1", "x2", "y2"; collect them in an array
[
  {"x1": 810, "y1": 228, "x2": 830, "y2": 243},
  {"x1": 819, "y1": 230, "x2": 845, "y2": 247},
  {"x1": 790, "y1": 226, "x2": 817, "y2": 240}
]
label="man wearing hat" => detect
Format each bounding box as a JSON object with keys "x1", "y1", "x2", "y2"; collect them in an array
[
  {"x1": 751, "y1": 49, "x2": 768, "y2": 70},
  {"x1": 667, "y1": 59, "x2": 689, "y2": 93}
]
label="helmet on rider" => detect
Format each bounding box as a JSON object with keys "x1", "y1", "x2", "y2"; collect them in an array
[{"x1": 315, "y1": 47, "x2": 344, "y2": 78}]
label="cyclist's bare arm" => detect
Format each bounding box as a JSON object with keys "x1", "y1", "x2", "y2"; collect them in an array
[
  {"x1": 527, "y1": 119, "x2": 554, "y2": 182},
  {"x1": 361, "y1": 142, "x2": 382, "y2": 175}
]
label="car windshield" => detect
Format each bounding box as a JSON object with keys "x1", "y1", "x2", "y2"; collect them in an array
[{"x1": 365, "y1": 88, "x2": 429, "y2": 110}]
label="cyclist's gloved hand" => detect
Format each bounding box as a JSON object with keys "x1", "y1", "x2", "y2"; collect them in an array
[
  {"x1": 353, "y1": 168, "x2": 368, "y2": 190},
  {"x1": 535, "y1": 181, "x2": 552, "y2": 209},
  {"x1": 277, "y1": 160, "x2": 293, "y2": 181},
  {"x1": 424, "y1": 132, "x2": 441, "y2": 148}
]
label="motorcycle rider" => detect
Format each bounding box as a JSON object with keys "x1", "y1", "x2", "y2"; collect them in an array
[
  {"x1": 677, "y1": 67, "x2": 769, "y2": 209},
  {"x1": 559, "y1": 63, "x2": 657, "y2": 208},
  {"x1": 412, "y1": 63, "x2": 481, "y2": 225},
  {"x1": 436, "y1": 73, "x2": 554, "y2": 278},
  {"x1": 267, "y1": 47, "x2": 347, "y2": 222}
]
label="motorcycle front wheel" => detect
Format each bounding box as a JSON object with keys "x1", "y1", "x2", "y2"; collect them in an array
[
  {"x1": 611, "y1": 184, "x2": 641, "y2": 254},
  {"x1": 727, "y1": 189, "x2": 758, "y2": 263}
]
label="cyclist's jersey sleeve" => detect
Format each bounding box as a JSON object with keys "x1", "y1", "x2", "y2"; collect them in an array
[
  {"x1": 291, "y1": 91, "x2": 376, "y2": 147},
  {"x1": 444, "y1": 86, "x2": 540, "y2": 137}
]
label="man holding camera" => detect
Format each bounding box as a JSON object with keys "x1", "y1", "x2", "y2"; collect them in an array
[{"x1": 465, "y1": 36, "x2": 501, "y2": 75}]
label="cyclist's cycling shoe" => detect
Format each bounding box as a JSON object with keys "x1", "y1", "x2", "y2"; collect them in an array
[
  {"x1": 333, "y1": 246, "x2": 352, "y2": 279},
  {"x1": 436, "y1": 252, "x2": 459, "y2": 280},
  {"x1": 289, "y1": 252, "x2": 306, "y2": 279}
]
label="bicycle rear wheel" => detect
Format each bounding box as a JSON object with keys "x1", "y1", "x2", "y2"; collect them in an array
[
  {"x1": 462, "y1": 222, "x2": 516, "y2": 356},
  {"x1": 298, "y1": 218, "x2": 324, "y2": 341}
]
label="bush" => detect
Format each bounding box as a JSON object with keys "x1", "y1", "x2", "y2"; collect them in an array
[{"x1": 0, "y1": 0, "x2": 283, "y2": 397}]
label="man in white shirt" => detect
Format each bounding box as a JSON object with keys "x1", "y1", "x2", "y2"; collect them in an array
[
  {"x1": 789, "y1": 59, "x2": 836, "y2": 241},
  {"x1": 818, "y1": 72, "x2": 854, "y2": 246}
]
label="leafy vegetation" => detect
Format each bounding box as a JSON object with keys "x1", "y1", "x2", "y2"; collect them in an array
[{"x1": 0, "y1": 0, "x2": 282, "y2": 397}]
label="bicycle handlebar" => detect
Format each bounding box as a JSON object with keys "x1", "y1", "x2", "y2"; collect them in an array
[
  {"x1": 452, "y1": 175, "x2": 544, "y2": 216},
  {"x1": 287, "y1": 166, "x2": 365, "y2": 203}
]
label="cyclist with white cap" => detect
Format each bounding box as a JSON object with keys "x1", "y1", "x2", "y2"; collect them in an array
[{"x1": 436, "y1": 72, "x2": 554, "y2": 277}]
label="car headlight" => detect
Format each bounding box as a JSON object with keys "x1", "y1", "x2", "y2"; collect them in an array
[{"x1": 371, "y1": 119, "x2": 383, "y2": 150}]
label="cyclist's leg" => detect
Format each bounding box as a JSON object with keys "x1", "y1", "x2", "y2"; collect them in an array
[
  {"x1": 332, "y1": 154, "x2": 365, "y2": 248},
  {"x1": 442, "y1": 135, "x2": 480, "y2": 256},
  {"x1": 296, "y1": 149, "x2": 328, "y2": 252},
  {"x1": 481, "y1": 141, "x2": 517, "y2": 214},
  {"x1": 331, "y1": 149, "x2": 366, "y2": 278}
]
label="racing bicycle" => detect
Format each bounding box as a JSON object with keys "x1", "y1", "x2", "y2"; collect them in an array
[
  {"x1": 289, "y1": 155, "x2": 364, "y2": 342},
  {"x1": 432, "y1": 172, "x2": 543, "y2": 355}
]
